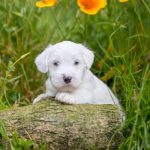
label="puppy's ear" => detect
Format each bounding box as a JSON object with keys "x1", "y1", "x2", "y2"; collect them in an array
[
  {"x1": 35, "y1": 45, "x2": 52, "y2": 73},
  {"x1": 81, "y1": 45, "x2": 94, "y2": 69}
]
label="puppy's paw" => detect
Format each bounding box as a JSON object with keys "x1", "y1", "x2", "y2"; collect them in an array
[
  {"x1": 33, "y1": 97, "x2": 41, "y2": 104},
  {"x1": 33, "y1": 93, "x2": 51, "y2": 104},
  {"x1": 55, "y1": 93, "x2": 77, "y2": 104}
]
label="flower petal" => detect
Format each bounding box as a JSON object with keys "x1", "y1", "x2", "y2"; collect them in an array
[
  {"x1": 36, "y1": 0, "x2": 57, "y2": 8},
  {"x1": 36, "y1": 1, "x2": 47, "y2": 7},
  {"x1": 119, "y1": 0, "x2": 128, "y2": 3},
  {"x1": 44, "y1": 0, "x2": 57, "y2": 5},
  {"x1": 77, "y1": 0, "x2": 107, "y2": 15},
  {"x1": 79, "y1": 6, "x2": 100, "y2": 15}
]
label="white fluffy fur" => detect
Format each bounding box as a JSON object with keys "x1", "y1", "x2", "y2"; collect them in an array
[{"x1": 33, "y1": 41, "x2": 124, "y2": 118}]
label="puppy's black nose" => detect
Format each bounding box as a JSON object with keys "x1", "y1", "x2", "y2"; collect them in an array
[{"x1": 63, "y1": 76, "x2": 72, "y2": 84}]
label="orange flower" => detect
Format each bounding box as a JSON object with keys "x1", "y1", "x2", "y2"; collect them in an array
[
  {"x1": 119, "y1": 0, "x2": 128, "y2": 3},
  {"x1": 77, "y1": 0, "x2": 107, "y2": 15},
  {"x1": 36, "y1": 0, "x2": 57, "y2": 8}
]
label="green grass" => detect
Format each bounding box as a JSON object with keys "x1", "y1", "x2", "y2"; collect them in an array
[{"x1": 0, "y1": 0, "x2": 150, "y2": 149}]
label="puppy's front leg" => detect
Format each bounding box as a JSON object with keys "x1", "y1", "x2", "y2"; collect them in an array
[
  {"x1": 33, "y1": 93, "x2": 52, "y2": 104},
  {"x1": 33, "y1": 79, "x2": 57, "y2": 104},
  {"x1": 55, "y1": 88, "x2": 92, "y2": 104},
  {"x1": 55, "y1": 92, "x2": 77, "y2": 104}
]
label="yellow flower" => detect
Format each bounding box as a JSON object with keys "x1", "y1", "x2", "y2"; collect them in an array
[
  {"x1": 36, "y1": 0, "x2": 57, "y2": 8},
  {"x1": 77, "y1": 0, "x2": 107, "y2": 15},
  {"x1": 119, "y1": 0, "x2": 128, "y2": 3}
]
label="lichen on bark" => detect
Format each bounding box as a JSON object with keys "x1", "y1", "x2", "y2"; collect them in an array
[{"x1": 0, "y1": 98, "x2": 123, "y2": 149}]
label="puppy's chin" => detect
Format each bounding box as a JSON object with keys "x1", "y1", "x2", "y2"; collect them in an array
[{"x1": 58, "y1": 85, "x2": 76, "y2": 93}]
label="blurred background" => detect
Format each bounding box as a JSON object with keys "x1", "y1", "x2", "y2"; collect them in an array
[{"x1": 0, "y1": 0, "x2": 150, "y2": 149}]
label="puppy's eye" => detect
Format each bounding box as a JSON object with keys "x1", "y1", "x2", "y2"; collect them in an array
[
  {"x1": 53, "y1": 61, "x2": 59, "y2": 66},
  {"x1": 74, "y1": 61, "x2": 79, "y2": 65}
]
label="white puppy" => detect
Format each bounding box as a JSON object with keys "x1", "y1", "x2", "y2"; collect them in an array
[{"x1": 33, "y1": 41, "x2": 123, "y2": 117}]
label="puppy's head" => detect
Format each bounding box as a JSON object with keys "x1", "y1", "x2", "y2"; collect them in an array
[{"x1": 35, "y1": 41, "x2": 94, "y2": 92}]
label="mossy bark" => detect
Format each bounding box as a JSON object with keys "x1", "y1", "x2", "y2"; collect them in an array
[{"x1": 0, "y1": 99, "x2": 123, "y2": 149}]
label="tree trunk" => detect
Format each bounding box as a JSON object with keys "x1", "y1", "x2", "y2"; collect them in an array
[{"x1": 0, "y1": 99, "x2": 123, "y2": 149}]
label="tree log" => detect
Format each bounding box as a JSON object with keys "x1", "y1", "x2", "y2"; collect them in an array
[{"x1": 0, "y1": 99, "x2": 123, "y2": 149}]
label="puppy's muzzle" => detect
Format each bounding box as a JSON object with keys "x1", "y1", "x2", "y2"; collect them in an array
[{"x1": 63, "y1": 75, "x2": 72, "y2": 84}]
